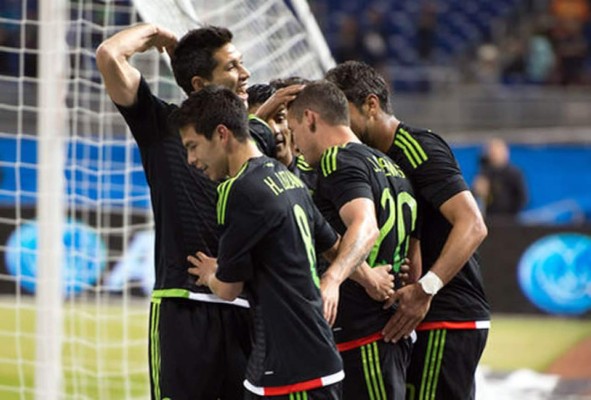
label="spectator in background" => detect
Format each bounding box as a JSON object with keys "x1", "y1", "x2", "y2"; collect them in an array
[
  {"x1": 417, "y1": 1, "x2": 438, "y2": 63},
  {"x1": 550, "y1": 17, "x2": 589, "y2": 85},
  {"x1": 526, "y1": 17, "x2": 556, "y2": 84},
  {"x1": 551, "y1": 0, "x2": 590, "y2": 24},
  {"x1": 472, "y1": 138, "x2": 528, "y2": 218},
  {"x1": 333, "y1": 14, "x2": 365, "y2": 64},
  {"x1": 473, "y1": 43, "x2": 502, "y2": 85},
  {"x1": 361, "y1": 4, "x2": 389, "y2": 67},
  {"x1": 549, "y1": 0, "x2": 590, "y2": 85}
]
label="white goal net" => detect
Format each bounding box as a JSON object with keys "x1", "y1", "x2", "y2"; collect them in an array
[{"x1": 0, "y1": 0, "x2": 332, "y2": 398}]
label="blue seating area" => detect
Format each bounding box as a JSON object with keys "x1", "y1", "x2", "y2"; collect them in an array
[{"x1": 316, "y1": 0, "x2": 524, "y2": 65}]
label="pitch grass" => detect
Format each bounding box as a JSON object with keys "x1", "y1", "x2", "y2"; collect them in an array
[
  {"x1": 481, "y1": 313, "x2": 591, "y2": 372},
  {"x1": 1, "y1": 301, "x2": 591, "y2": 399},
  {"x1": 0, "y1": 298, "x2": 150, "y2": 400}
]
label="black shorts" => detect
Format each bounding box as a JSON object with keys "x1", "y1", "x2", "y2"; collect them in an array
[
  {"x1": 149, "y1": 297, "x2": 252, "y2": 400},
  {"x1": 340, "y1": 338, "x2": 412, "y2": 400},
  {"x1": 244, "y1": 382, "x2": 343, "y2": 400},
  {"x1": 405, "y1": 329, "x2": 488, "y2": 400}
]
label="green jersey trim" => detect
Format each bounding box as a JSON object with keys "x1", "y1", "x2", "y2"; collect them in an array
[
  {"x1": 320, "y1": 146, "x2": 340, "y2": 177},
  {"x1": 248, "y1": 113, "x2": 271, "y2": 129},
  {"x1": 295, "y1": 155, "x2": 315, "y2": 172},
  {"x1": 217, "y1": 162, "x2": 249, "y2": 225},
  {"x1": 394, "y1": 128, "x2": 428, "y2": 169}
]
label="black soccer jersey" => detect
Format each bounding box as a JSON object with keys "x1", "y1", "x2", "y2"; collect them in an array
[
  {"x1": 248, "y1": 114, "x2": 277, "y2": 158},
  {"x1": 387, "y1": 123, "x2": 490, "y2": 323},
  {"x1": 288, "y1": 154, "x2": 318, "y2": 194},
  {"x1": 115, "y1": 77, "x2": 276, "y2": 298},
  {"x1": 215, "y1": 156, "x2": 343, "y2": 394},
  {"x1": 313, "y1": 142, "x2": 418, "y2": 345}
]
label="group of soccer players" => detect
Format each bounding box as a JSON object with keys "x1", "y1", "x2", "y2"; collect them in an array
[{"x1": 96, "y1": 22, "x2": 490, "y2": 400}]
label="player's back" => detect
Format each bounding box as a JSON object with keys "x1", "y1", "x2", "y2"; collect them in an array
[
  {"x1": 216, "y1": 156, "x2": 343, "y2": 391},
  {"x1": 387, "y1": 123, "x2": 489, "y2": 323},
  {"x1": 115, "y1": 78, "x2": 219, "y2": 293},
  {"x1": 314, "y1": 142, "x2": 418, "y2": 344}
]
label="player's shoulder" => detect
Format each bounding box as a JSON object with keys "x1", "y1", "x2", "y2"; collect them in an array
[
  {"x1": 294, "y1": 154, "x2": 315, "y2": 172},
  {"x1": 319, "y1": 142, "x2": 372, "y2": 177},
  {"x1": 392, "y1": 123, "x2": 455, "y2": 167},
  {"x1": 216, "y1": 158, "x2": 273, "y2": 224},
  {"x1": 247, "y1": 114, "x2": 276, "y2": 157},
  {"x1": 396, "y1": 123, "x2": 449, "y2": 151}
]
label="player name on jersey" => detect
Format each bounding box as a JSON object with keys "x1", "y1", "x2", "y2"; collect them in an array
[
  {"x1": 366, "y1": 155, "x2": 406, "y2": 179},
  {"x1": 263, "y1": 169, "x2": 306, "y2": 196}
]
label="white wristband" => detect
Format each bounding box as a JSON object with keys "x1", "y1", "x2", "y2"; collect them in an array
[{"x1": 418, "y1": 271, "x2": 444, "y2": 296}]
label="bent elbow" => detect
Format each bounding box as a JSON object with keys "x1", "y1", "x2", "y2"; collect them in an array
[
  {"x1": 217, "y1": 292, "x2": 238, "y2": 302},
  {"x1": 367, "y1": 225, "x2": 380, "y2": 248},
  {"x1": 473, "y1": 216, "x2": 488, "y2": 244},
  {"x1": 95, "y1": 42, "x2": 115, "y2": 71}
]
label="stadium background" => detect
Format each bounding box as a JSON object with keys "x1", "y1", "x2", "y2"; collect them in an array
[{"x1": 0, "y1": 0, "x2": 590, "y2": 399}]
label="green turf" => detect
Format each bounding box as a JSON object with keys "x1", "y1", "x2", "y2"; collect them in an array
[
  {"x1": 0, "y1": 299, "x2": 150, "y2": 399},
  {"x1": 481, "y1": 314, "x2": 591, "y2": 372},
  {"x1": 2, "y1": 302, "x2": 591, "y2": 398}
]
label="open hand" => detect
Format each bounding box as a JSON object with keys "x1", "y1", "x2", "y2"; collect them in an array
[{"x1": 187, "y1": 251, "x2": 217, "y2": 286}]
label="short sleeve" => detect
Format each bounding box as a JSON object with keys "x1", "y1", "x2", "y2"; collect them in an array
[
  {"x1": 248, "y1": 115, "x2": 277, "y2": 158},
  {"x1": 114, "y1": 77, "x2": 177, "y2": 148},
  {"x1": 411, "y1": 139, "x2": 468, "y2": 209},
  {"x1": 311, "y1": 203, "x2": 339, "y2": 253},
  {"x1": 317, "y1": 150, "x2": 374, "y2": 211}
]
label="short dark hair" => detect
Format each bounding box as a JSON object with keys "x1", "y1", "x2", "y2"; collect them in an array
[
  {"x1": 171, "y1": 85, "x2": 250, "y2": 141},
  {"x1": 246, "y1": 83, "x2": 276, "y2": 108},
  {"x1": 270, "y1": 76, "x2": 311, "y2": 89},
  {"x1": 171, "y1": 26, "x2": 233, "y2": 96},
  {"x1": 325, "y1": 60, "x2": 392, "y2": 114},
  {"x1": 287, "y1": 80, "x2": 349, "y2": 126}
]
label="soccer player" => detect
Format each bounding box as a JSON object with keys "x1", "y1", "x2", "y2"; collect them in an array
[
  {"x1": 247, "y1": 81, "x2": 317, "y2": 191},
  {"x1": 96, "y1": 24, "x2": 276, "y2": 399},
  {"x1": 174, "y1": 85, "x2": 345, "y2": 399},
  {"x1": 325, "y1": 61, "x2": 490, "y2": 400},
  {"x1": 247, "y1": 81, "x2": 397, "y2": 306},
  {"x1": 287, "y1": 81, "x2": 420, "y2": 400}
]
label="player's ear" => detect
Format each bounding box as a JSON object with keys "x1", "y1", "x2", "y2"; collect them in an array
[
  {"x1": 191, "y1": 75, "x2": 207, "y2": 93},
  {"x1": 216, "y1": 124, "x2": 229, "y2": 142},
  {"x1": 365, "y1": 94, "x2": 380, "y2": 117},
  {"x1": 303, "y1": 109, "x2": 316, "y2": 133}
]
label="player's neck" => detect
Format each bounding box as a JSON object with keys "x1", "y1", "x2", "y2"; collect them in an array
[
  {"x1": 374, "y1": 114, "x2": 400, "y2": 153},
  {"x1": 228, "y1": 140, "x2": 262, "y2": 177},
  {"x1": 323, "y1": 125, "x2": 360, "y2": 149}
]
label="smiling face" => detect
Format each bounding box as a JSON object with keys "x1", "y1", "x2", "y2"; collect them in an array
[
  {"x1": 206, "y1": 43, "x2": 250, "y2": 103},
  {"x1": 268, "y1": 106, "x2": 294, "y2": 165},
  {"x1": 180, "y1": 125, "x2": 228, "y2": 181}
]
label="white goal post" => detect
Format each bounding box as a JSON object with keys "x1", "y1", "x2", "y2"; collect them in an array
[{"x1": 0, "y1": 0, "x2": 333, "y2": 399}]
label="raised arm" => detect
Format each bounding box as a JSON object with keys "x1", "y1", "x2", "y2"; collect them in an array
[{"x1": 95, "y1": 23, "x2": 177, "y2": 107}]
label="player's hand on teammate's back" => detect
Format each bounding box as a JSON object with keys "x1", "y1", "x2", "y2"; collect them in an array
[
  {"x1": 363, "y1": 264, "x2": 395, "y2": 302},
  {"x1": 381, "y1": 283, "x2": 432, "y2": 343},
  {"x1": 187, "y1": 251, "x2": 218, "y2": 286},
  {"x1": 319, "y1": 273, "x2": 340, "y2": 327}
]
